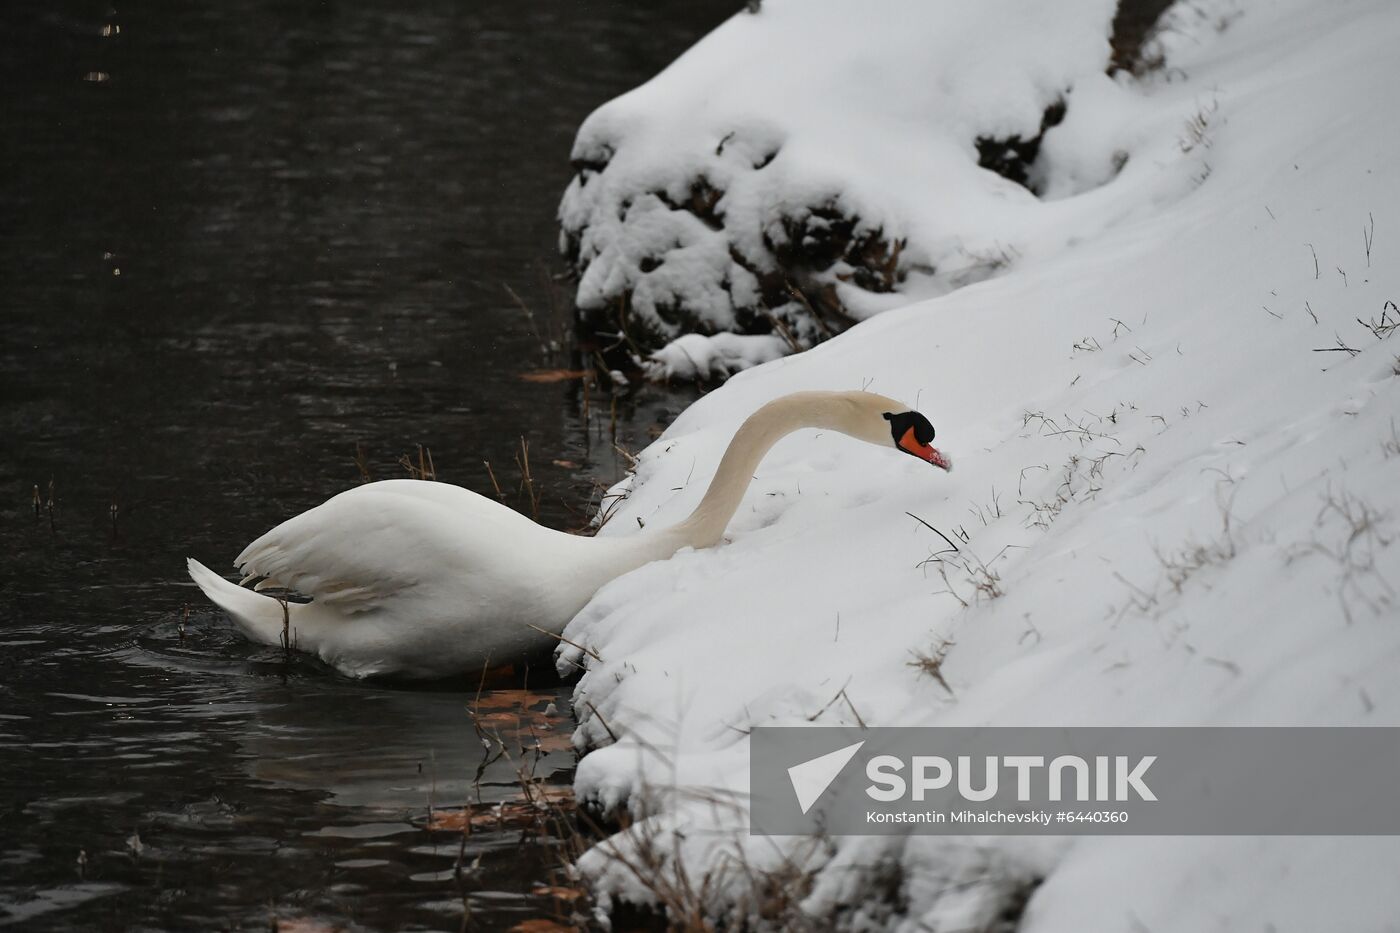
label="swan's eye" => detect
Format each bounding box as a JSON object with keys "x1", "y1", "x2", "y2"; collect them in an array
[
  {"x1": 883, "y1": 411, "x2": 950, "y2": 470},
  {"x1": 884, "y1": 410, "x2": 935, "y2": 445}
]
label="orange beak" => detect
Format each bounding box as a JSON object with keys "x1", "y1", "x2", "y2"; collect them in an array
[{"x1": 899, "y1": 426, "x2": 952, "y2": 471}]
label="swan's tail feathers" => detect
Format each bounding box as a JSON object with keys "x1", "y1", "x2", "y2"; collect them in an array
[{"x1": 187, "y1": 558, "x2": 298, "y2": 647}]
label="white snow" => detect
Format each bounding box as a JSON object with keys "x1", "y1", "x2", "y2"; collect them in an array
[
  {"x1": 557, "y1": 0, "x2": 1400, "y2": 927},
  {"x1": 559, "y1": 0, "x2": 1130, "y2": 359},
  {"x1": 644, "y1": 332, "x2": 790, "y2": 382}
]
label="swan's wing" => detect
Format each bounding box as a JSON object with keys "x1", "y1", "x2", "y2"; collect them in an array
[{"x1": 234, "y1": 480, "x2": 523, "y2": 614}]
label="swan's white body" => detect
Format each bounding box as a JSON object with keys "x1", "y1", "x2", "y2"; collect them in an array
[
  {"x1": 188, "y1": 391, "x2": 947, "y2": 679},
  {"x1": 189, "y1": 481, "x2": 677, "y2": 678}
]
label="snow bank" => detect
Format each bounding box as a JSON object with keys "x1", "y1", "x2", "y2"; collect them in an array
[
  {"x1": 559, "y1": 0, "x2": 1400, "y2": 927},
  {"x1": 558, "y1": 0, "x2": 1139, "y2": 370},
  {"x1": 643, "y1": 332, "x2": 789, "y2": 382}
]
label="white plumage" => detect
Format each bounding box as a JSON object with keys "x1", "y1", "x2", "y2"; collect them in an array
[{"x1": 188, "y1": 391, "x2": 948, "y2": 679}]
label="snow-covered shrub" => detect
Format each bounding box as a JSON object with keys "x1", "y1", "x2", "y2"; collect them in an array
[{"x1": 557, "y1": 0, "x2": 1144, "y2": 375}]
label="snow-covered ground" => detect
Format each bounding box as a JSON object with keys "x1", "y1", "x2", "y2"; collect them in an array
[{"x1": 556, "y1": 0, "x2": 1400, "y2": 927}]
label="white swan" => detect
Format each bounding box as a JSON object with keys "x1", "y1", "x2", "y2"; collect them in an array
[{"x1": 187, "y1": 390, "x2": 951, "y2": 679}]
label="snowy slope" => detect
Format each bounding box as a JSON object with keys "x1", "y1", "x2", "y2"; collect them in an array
[{"x1": 557, "y1": 0, "x2": 1400, "y2": 928}]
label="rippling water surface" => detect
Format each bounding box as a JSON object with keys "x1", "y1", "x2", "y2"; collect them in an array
[{"x1": 0, "y1": 1, "x2": 722, "y2": 928}]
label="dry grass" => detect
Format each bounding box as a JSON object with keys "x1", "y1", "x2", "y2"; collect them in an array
[
  {"x1": 922, "y1": 548, "x2": 1007, "y2": 607},
  {"x1": 549, "y1": 795, "x2": 831, "y2": 932},
  {"x1": 967, "y1": 486, "x2": 1004, "y2": 527},
  {"x1": 504, "y1": 267, "x2": 573, "y2": 367},
  {"x1": 398, "y1": 443, "x2": 438, "y2": 481},
  {"x1": 1154, "y1": 519, "x2": 1237, "y2": 595},
  {"x1": 1313, "y1": 300, "x2": 1397, "y2": 366},
  {"x1": 1178, "y1": 97, "x2": 1217, "y2": 154},
  {"x1": 1382, "y1": 419, "x2": 1400, "y2": 459},
  {"x1": 1357, "y1": 300, "x2": 1399, "y2": 341},
  {"x1": 484, "y1": 677, "x2": 844, "y2": 931},
  {"x1": 951, "y1": 240, "x2": 1022, "y2": 286},
  {"x1": 909, "y1": 637, "x2": 957, "y2": 696},
  {"x1": 1157, "y1": 482, "x2": 1240, "y2": 595},
  {"x1": 512, "y1": 679, "x2": 1049, "y2": 931},
  {"x1": 276, "y1": 593, "x2": 295, "y2": 656},
  {"x1": 515, "y1": 437, "x2": 541, "y2": 521},
  {"x1": 1288, "y1": 487, "x2": 1395, "y2": 624},
  {"x1": 33, "y1": 479, "x2": 56, "y2": 531},
  {"x1": 490, "y1": 740, "x2": 835, "y2": 932},
  {"x1": 1113, "y1": 482, "x2": 1241, "y2": 620},
  {"x1": 1016, "y1": 406, "x2": 1144, "y2": 532},
  {"x1": 353, "y1": 442, "x2": 373, "y2": 483},
  {"x1": 438, "y1": 675, "x2": 584, "y2": 930}
]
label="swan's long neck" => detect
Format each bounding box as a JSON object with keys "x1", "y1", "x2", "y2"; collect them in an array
[{"x1": 660, "y1": 390, "x2": 899, "y2": 550}]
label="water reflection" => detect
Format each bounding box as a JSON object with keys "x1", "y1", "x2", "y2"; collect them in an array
[{"x1": 0, "y1": 0, "x2": 725, "y2": 928}]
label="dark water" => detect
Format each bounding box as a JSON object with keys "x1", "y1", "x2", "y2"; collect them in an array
[{"x1": 0, "y1": 2, "x2": 723, "y2": 929}]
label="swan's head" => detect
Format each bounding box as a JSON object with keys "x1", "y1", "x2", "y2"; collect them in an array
[{"x1": 882, "y1": 409, "x2": 952, "y2": 471}]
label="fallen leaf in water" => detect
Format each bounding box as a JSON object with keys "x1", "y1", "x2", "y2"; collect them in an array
[
  {"x1": 464, "y1": 697, "x2": 568, "y2": 750},
  {"x1": 472, "y1": 711, "x2": 538, "y2": 727},
  {"x1": 519, "y1": 369, "x2": 589, "y2": 383},
  {"x1": 466, "y1": 689, "x2": 572, "y2": 750},
  {"x1": 471, "y1": 688, "x2": 561, "y2": 711},
  {"x1": 273, "y1": 918, "x2": 343, "y2": 933},
  {"x1": 509, "y1": 919, "x2": 578, "y2": 933},
  {"x1": 428, "y1": 786, "x2": 574, "y2": 832}
]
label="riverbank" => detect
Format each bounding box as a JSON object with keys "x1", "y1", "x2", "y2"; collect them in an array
[{"x1": 558, "y1": 0, "x2": 1400, "y2": 927}]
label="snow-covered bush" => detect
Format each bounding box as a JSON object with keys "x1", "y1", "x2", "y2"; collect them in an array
[{"x1": 558, "y1": 0, "x2": 1143, "y2": 376}]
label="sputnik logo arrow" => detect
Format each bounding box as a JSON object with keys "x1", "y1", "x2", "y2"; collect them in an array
[{"x1": 788, "y1": 741, "x2": 865, "y2": 814}]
